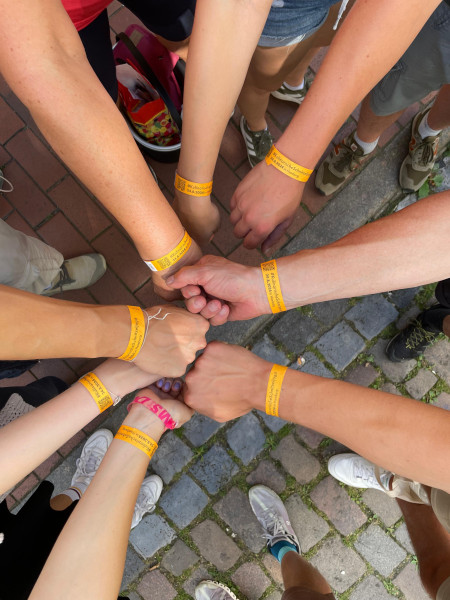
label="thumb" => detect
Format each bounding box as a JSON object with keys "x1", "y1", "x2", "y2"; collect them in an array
[{"x1": 165, "y1": 264, "x2": 204, "y2": 289}]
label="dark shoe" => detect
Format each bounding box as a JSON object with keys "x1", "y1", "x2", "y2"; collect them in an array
[
  {"x1": 386, "y1": 305, "x2": 444, "y2": 362},
  {"x1": 240, "y1": 116, "x2": 274, "y2": 168}
]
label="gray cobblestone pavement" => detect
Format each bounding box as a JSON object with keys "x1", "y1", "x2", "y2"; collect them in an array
[{"x1": 18, "y1": 141, "x2": 450, "y2": 597}]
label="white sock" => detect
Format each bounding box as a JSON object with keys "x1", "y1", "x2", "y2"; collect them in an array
[
  {"x1": 418, "y1": 111, "x2": 442, "y2": 138},
  {"x1": 60, "y1": 487, "x2": 82, "y2": 502},
  {"x1": 354, "y1": 131, "x2": 378, "y2": 155},
  {"x1": 283, "y1": 79, "x2": 305, "y2": 91}
]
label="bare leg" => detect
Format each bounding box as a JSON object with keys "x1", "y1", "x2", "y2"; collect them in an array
[
  {"x1": 442, "y1": 315, "x2": 450, "y2": 337},
  {"x1": 356, "y1": 95, "x2": 404, "y2": 143},
  {"x1": 49, "y1": 494, "x2": 74, "y2": 512},
  {"x1": 239, "y1": 2, "x2": 348, "y2": 131},
  {"x1": 281, "y1": 551, "x2": 332, "y2": 594},
  {"x1": 397, "y1": 491, "x2": 450, "y2": 598},
  {"x1": 428, "y1": 84, "x2": 450, "y2": 131}
]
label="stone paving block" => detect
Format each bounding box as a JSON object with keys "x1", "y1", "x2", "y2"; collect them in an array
[
  {"x1": 137, "y1": 569, "x2": 177, "y2": 600},
  {"x1": 354, "y1": 524, "x2": 406, "y2": 576},
  {"x1": 270, "y1": 311, "x2": 323, "y2": 355},
  {"x1": 387, "y1": 287, "x2": 420, "y2": 309},
  {"x1": 129, "y1": 513, "x2": 175, "y2": 558},
  {"x1": 312, "y1": 299, "x2": 349, "y2": 327},
  {"x1": 380, "y1": 383, "x2": 401, "y2": 395},
  {"x1": 120, "y1": 546, "x2": 146, "y2": 590},
  {"x1": 405, "y1": 369, "x2": 437, "y2": 400},
  {"x1": 434, "y1": 391, "x2": 450, "y2": 411},
  {"x1": 346, "y1": 295, "x2": 399, "y2": 339},
  {"x1": 191, "y1": 520, "x2": 242, "y2": 570},
  {"x1": 295, "y1": 425, "x2": 325, "y2": 449},
  {"x1": 252, "y1": 334, "x2": 289, "y2": 365},
  {"x1": 349, "y1": 575, "x2": 394, "y2": 600},
  {"x1": 285, "y1": 494, "x2": 329, "y2": 552},
  {"x1": 232, "y1": 563, "x2": 271, "y2": 600},
  {"x1": 263, "y1": 554, "x2": 284, "y2": 584},
  {"x1": 183, "y1": 566, "x2": 212, "y2": 597},
  {"x1": 126, "y1": 592, "x2": 143, "y2": 600},
  {"x1": 318, "y1": 439, "x2": 351, "y2": 460},
  {"x1": 214, "y1": 487, "x2": 265, "y2": 552},
  {"x1": 292, "y1": 352, "x2": 334, "y2": 378},
  {"x1": 257, "y1": 410, "x2": 288, "y2": 432},
  {"x1": 424, "y1": 338, "x2": 450, "y2": 385},
  {"x1": 394, "y1": 522, "x2": 414, "y2": 554},
  {"x1": 150, "y1": 433, "x2": 193, "y2": 484},
  {"x1": 310, "y1": 536, "x2": 366, "y2": 593},
  {"x1": 160, "y1": 539, "x2": 199, "y2": 576},
  {"x1": 160, "y1": 475, "x2": 208, "y2": 528},
  {"x1": 182, "y1": 412, "x2": 223, "y2": 447},
  {"x1": 246, "y1": 460, "x2": 286, "y2": 494},
  {"x1": 227, "y1": 413, "x2": 266, "y2": 465},
  {"x1": 344, "y1": 364, "x2": 378, "y2": 387},
  {"x1": 310, "y1": 477, "x2": 366, "y2": 536},
  {"x1": 266, "y1": 593, "x2": 283, "y2": 600},
  {"x1": 206, "y1": 315, "x2": 270, "y2": 345},
  {"x1": 369, "y1": 339, "x2": 415, "y2": 382},
  {"x1": 271, "y1": 435, "x2": 321, "y2": 484},
  {"x1": 315, "y1": 322, "x2": 366, "y2": 371},
  {"x1": 361, "y1": 489, "x2": 402, "y2": 527},
  {"x1": 394, "y1": 563, "x2": 430, "y2": 600},
  {"x1": 190, "y1": 444, "x2": 239, "y2": 494}
]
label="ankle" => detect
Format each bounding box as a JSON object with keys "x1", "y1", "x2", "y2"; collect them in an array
[
  {"x1": 245, "y1": 116, "x2": 268, "y2": 132},
  {"x1": 354, "y1": 131, "x2": 379, "y2": 155}
]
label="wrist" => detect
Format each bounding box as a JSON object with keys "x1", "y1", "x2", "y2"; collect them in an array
[
  {"x1": 249, "y1": 266, "x2": 272, "y2": 316},
  {"x1": 94, "y1": 305, "x2": 131, "y2": 359},
  {"x1": 124, "y1": 404, "x2": 165, "y2": 442},
  {"x1": 248, "y1": 357, "x2": 273, "y2": 413}
]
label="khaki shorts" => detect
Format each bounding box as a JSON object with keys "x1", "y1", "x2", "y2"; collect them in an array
[
  {"x1": 282, "y1": 587, "x2": 335, "y2": 600},
  {"x1": 370, "y1": 2, "x2": 450, "y2": 116}
]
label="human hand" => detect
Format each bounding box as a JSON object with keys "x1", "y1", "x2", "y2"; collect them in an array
[
  {"x1": 184, "y1": 341, "x2": 270, "y2": 421},
  {"x1": 173, "y1": 190, "x2": 220, "y2": 248},
  {"x1": 151, "y1": 236, "x2": 203, "y2": 301},
  {"x1": 130, "y1": 384, "x2": 194, "y2": 429},
  {"x1": 166, "y1": 255, "x2": 270, "y2": 326},
  {"x1": 92, "y1": 359, "x2": 159, "y2": 398},
  {"x1": 230, "y1": 160, "x2": 304, "y2": 253},
  {"x1": 134, "y1": 305, "x2": 209, "y2": 377}
]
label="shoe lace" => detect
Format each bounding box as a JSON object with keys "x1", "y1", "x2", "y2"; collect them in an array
[
  {"x1": 333, "y1": 142, "x2": 362, "y2": 172},
  {"x1": 254, "y1": 129, "x2": 273, "y2": 159},
  {"x1": 54, "y1": 263, "x2": 75, "y2": 293},
  {"x1": 412, "y1": 139, "x2": 436, "y2": 166},
  {"x1": 405, "y1": 320, "x2": 437, "y2": 350},
  {"x1": 257, "y1": 507, "x2": 295, "y2": 547},
  {"x1": 75, "y1": 447, "x2": 105, "y2": 478}
]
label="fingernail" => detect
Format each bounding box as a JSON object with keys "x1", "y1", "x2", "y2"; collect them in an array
[
  {"x1": 163, "y1": 382, "x2": 171, "y2": 392},
  {"x1": 157, "y1": 379, "x2": 164, "y2": 387},
  {"x1": 173, "y1": 381, "x2": 181, "y2": 391},
  {"x1": 193, "y1": 298, "x2": 203, "y2": 308},
  {"x1": 219, "y1": 306, "x2": 228, "y2": 316},
  {"x1": 166, "y1": 276, "x2": 174, "y2": 285}
]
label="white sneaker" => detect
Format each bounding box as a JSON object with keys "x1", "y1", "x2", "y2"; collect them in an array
[
  {"x1": 248, "y1": 485, "x2": 299, "y2": 552},
  {"x1": 71, "y1": 429, "x2": 113, "y2": 493},
  {"x1": 328, "y1": 453, "x2": 393, "y2": 492},
  {"x1": 195, "y1": 581, "x2": 239, "y2": 600},
  {"x1": 131, "y1": 474, "x2": 163, "y2": 529}
]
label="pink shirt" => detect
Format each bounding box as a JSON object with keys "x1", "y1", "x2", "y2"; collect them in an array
[{"x1": 62, "y1": 0, "x2": 110, "y2": 31}]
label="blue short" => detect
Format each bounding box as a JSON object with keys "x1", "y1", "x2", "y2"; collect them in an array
[{"x1": 259, "y1": 0, "x2": 341, "y2": 48}]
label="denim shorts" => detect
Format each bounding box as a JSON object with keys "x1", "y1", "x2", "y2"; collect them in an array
[
  {"x1": 370, "y1": 2, "x2": 450, "y2": 115},
  {"x1": 259, "y1": 0, "x2": 341, "y2": 48}
]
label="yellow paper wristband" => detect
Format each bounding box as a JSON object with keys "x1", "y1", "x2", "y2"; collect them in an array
[
  {"x1": 265, "y1": 364, "x2": 288, "y2": 417},
  {"x1": 117, "y1": 306, "x2": 146, "y2": 361},
  {"x1": 79, "y1": 372, "x2": 113, "y2": 413},
  {"x1": 115, "y1": 425, "x2": 158, "y2": 459},
  {"x1": 174, "y1": 173, "x2": 213, "y2": 197},
  {"x1": 261, "y1": 260, "x2": 286, "y2": 314},
  {"x1": 265, "y1": 145, "x2": 313, "y2": 182},
  {"x1": 144, "y1": 230, "x2": 192, "y2": 272}
]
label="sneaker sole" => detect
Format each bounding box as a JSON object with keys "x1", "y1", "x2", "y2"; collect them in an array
[{"x1": 270, "y1": 90, "x2": 305, "y2": 105}]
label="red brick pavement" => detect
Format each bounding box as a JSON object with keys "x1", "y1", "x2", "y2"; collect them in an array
[{"x1": 0, "y1": 5, "x2": 432, "y2": 503}]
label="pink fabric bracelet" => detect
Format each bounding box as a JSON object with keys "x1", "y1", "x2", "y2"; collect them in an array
[{"x1": 127, "y1": 395, "x2": 177, "y2": 430}]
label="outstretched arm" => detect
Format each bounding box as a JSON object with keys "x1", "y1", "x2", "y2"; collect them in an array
[
  {"x1": 229, "y1": 0, "x2": 441, "y2": 251},
  {"x1": 0, "y1": 285, "x2": 209, "y2": 375},
  {"x1": 185, "y1": 342, "x2": 450, "y2": 493},
  {"x1": 0, "y1": 0, "x2": 202, "y2": 294},
  {"x1": 167, "y1": 190, "x2": 450, "y2": 325}
]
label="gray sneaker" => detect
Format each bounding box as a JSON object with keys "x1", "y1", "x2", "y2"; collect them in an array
[
  {"x1": 399, "y1": 108, "x2": 441, "y2": 192},
  {"x1": 240, "y1": 116, "x2": 274, "y2": 168},
  {"x1": 271, "y1": 82, "x2": 308, "y2": 105},
  {"x1": 195, "y1": 581, "x2": 239, "y2": 600},
  {"x1": 248, "y1": 485, "x2": 299, "y2": 552},
  {"x1": 43, "y1": 253, "x2": 107, "y2": 296},
  {"x1": 315, "y1": 131, "x2": 374, "y2": 196}
]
